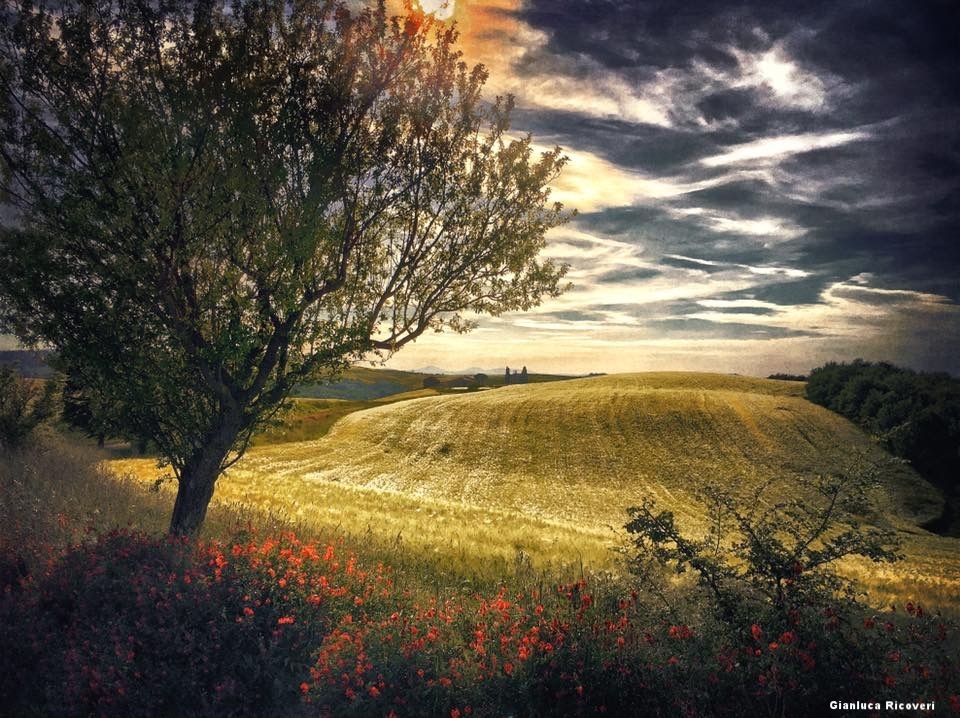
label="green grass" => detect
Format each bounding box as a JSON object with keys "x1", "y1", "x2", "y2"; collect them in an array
[
  {"x1": 108, "y1": 372, "x2": 960, "y2": 612},
  {"x1": 292, "y1": 365, "x2": 432, "y2": 400},
  {"x1": 252, "y1": 390, "x2": 441, "y2": 446}
]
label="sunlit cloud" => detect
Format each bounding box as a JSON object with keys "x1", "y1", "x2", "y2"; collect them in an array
[
  {"x1": 668, "y1": 207, "x2": 806, "y2": 243},
  {"x1": 706, "y1": 215, "x2": 803, "y2": 239},
  {"x1": 521, "y1": 71, "x2": 671, "y2": 126},
  {"x1": 464, "y1": 16, "x2": 674, "y2": 127},
  {"x1": 700, "y1": 131, "x2": 871, "y2": 168},
  {"x1": 746, "y1": 265, "x2": 809, "y2": 278},
  {"x1": 382, "y1": 0, "x2": 960, "y2": 377},
  {"x1": 663, "y1": 255, "x2": 810, "y2": 279},
  {"x1": 540, "y1": 146, "x2": 715, "y2": 212},
  {"x1": 731, "y1": 43, "x2": 831, "y2": 111},
  {"x1": 698, "y1": 299, "x2": 785, "y2": 311},
  {"x1": 415, "y1": 0, "x2": 455, "y2": 20}
]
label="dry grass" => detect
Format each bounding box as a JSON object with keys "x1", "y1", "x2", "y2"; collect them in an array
[
  {"x1": 0, "y1": 432, "x2": 309, "y2": 574},
  {"x1": 107, "y1": 372, "x2": 960, "y2": 612},
  {"x1": 0, "y1": 430, "x2": 168, "y2": 570}
]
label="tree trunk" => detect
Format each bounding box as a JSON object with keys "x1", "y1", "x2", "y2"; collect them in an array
[
  {"x1": 169, "y1": 467, "x2": 219, "y2": 537},
  {"x1": 168, "y1": 415, "x2": 242, "y2": 536}
]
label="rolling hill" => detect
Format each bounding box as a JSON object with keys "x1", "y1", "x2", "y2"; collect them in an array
[{"x1": 111, "y1": 372, "x2": 959, "y2": 607}]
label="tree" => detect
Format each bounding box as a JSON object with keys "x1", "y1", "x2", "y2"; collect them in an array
[
  {"x1": 0, "y1": 0, "x2": 571, "y2": 535},
  {"x1": 0, "y1": 364, "x2": 58, "y2": 449},
  {"x1": 56, "y1": 354, "x2": 123, "y2": 448},
  {"x1": 806, "y1": 360, "x2": 960, "y2": 521}
]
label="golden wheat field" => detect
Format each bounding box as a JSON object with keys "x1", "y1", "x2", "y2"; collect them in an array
[{"x1": 110, "y1": 372, "x2": 960, "y2": 610}]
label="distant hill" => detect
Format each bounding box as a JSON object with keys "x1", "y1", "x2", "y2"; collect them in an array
[
  {"x1": 293, "y1": 365, "x2": 573, "y2": 400},
  {"x1": 0, "y1": 350, "x2": 54, "y2": 378},
  {"x1": 293, "y1": 366, "x2": 431, "y2": 400},
  {"x1": 410, "y1": 366, "x2": 546, "y2": 376},
  {"x1": 243, "y1": 372, "x2": 943, "y2": 533},
  {"x1": 118, "y1": 371, "x2": 958, "y2": 604}
]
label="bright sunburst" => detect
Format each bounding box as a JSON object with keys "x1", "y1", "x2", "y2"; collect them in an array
[{"x1": 416, "y1": 0, "x2": 455, "y2": 20}]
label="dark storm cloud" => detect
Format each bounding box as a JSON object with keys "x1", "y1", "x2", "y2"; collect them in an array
[
  {"x1": 494, "y1": 0, "x2": 960, "y2": 373},
  {"x1": 511, "y1": 108, "x2": 715, "y2": 172},
  {"x1": 534, "y1": 309, "x2": 611, "y2": 323},
  {"x1": 705, "y1": 305, "x2": 779, "y2": 316},
  {"x1": 516, "y1": 0, "x2": 958, "y2": 90},
  {"x1": 575, "y1": 204, "x2": 792, "y2": 269},
  {"x1": 791, "y1": 2, "x2": 960, "y2": 113},
  {"x1": 516, "y1": 0, "x2": 782, "y2": 74},
  {"x1": 680, "y1": 180, "x2": 774, "y2": 212},
  {"x1": 741, "y1": 276, "x2": 831, "y2": 307}
]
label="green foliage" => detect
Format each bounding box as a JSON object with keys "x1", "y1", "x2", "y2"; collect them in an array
[
  {"x1": 57, "y1": 364, "x2": 132, "y2": 447},
  {"x1": 0, "y1": 366, "x2": 57, "y2": 448},
  {"x1": 767, "y1": 373, "x2": 808, "y2": 382},
  {"x1": 624, "y1": 468, "x2": 903, "y2": 625},
  {"x1": 806, "y1": 360, "x2": 960, "y2": 501},
  {"x1": 0, "y1": 0, "x2": 571, "y2": 535},
  {"x1": 620, "y1": 472, "x2": 960, "y2": 715}
]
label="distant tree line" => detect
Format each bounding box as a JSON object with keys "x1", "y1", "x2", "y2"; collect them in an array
[
  {"x1": 805, "y1": 360, "x2": 959, "y2": 531},
  {"x1": 767, "y1": 373, "x2": 808, "y2": 382},
  {"x1": 0, "y1": 351, "x2": 54, "y2": 379},
  {"x1": 422, "y1": 367, "x2": 531, "y2": 390}
]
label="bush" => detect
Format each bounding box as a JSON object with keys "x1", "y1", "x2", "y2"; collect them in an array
[
  {"x1": 624, "y1": 469, "x2": 901, "y2": 621},
  {"x1": 2, "y1": 525, "x2": 957, "y2": 716},
  {"x1": 0, "y1": 530, "x2": 364, "y2": 716},
  {"x1": 0, "y1": 365, "x2": 58, "y2": 448},
  {"x1": 622, "y1": 470, "x2": 960, "y2": 715}
]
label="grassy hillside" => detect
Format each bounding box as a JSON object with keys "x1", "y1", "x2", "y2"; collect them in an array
[
  {"x1": 251, "y1": 390, "x2": 441, "y2": 446},
  {"x1": 292, "y1": 365, "x2": 433, "y2": 400},
  {"x1": 110, "y1": 372, "x2": 959, "y2": 609},
  {"x1": 292, "y1": 365, "x2": 576, "y2": 401}
]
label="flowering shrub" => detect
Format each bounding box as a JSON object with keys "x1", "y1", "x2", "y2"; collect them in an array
[
  {"x1": 1, "y1": 528, "x2": 957, "y2": 716},
  {"x1": 0, "y1": 529, "x2": 385, "y2": 716}
]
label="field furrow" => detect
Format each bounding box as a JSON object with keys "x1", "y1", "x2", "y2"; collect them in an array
[{"x1": 109, "y1": 372, "x2": 958, "y2": 606}]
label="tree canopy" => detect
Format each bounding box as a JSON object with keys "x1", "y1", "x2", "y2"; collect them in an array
[
  {"x1": 0, "y1": 0, "x2": 572, "y2": 534},
  {"x1": 805, "y1": 360, "x2": 960, "y2": 532}
]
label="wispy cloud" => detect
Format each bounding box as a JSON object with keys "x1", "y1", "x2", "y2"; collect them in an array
[
  {"x1": 700, "y1": 131, "x2": 871, "y2": 168},
  {"x1": 385, "y1": 0, "x2": 960, "y2": 377},
  {"x1": 542, "y1": 146, "x2": 714, "y2": 212}
]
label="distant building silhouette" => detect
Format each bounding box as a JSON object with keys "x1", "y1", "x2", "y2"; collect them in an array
[{"x1": 504, "y1": 365, "x2": 529, "y2": 385}]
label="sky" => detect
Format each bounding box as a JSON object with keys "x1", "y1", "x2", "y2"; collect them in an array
[
  {"x1": 382, "y1": 0, "x2": 960, "y2": 377},
  {"x1": 2, "y1": 1, "x2": 957, "y2": 379}
]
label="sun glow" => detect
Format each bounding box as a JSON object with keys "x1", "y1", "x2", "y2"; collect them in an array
[{"x1": 416, "y1": 0, "x2": 455, "y2": 20}]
